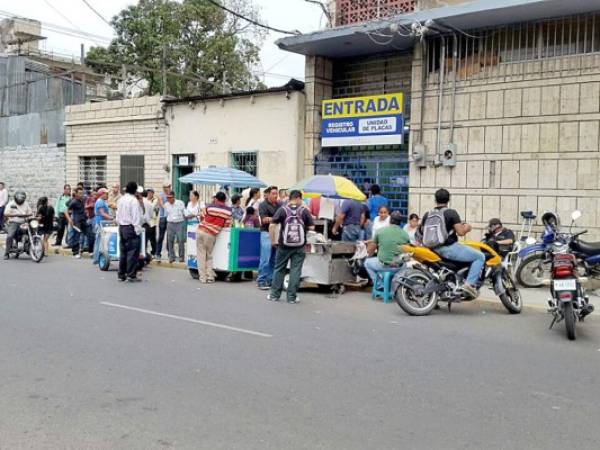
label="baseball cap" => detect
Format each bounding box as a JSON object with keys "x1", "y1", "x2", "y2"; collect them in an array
[
  {"x1": 488, "y1": 218, "x2": 502, "y2": 227},
  {"x1": 97, "y1": 188, "x2": 109, "y2": 195}
]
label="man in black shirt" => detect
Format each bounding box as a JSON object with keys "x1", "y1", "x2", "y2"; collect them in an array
[
  {"x1": 419, "y1": 189, "x2": 485, "y2": 298},
  {"x1": 257, "y1": 186, "x2": 282, "y2": 290},
  {"x1": 65, "y1": 187, "x2": 88, "y2": 258},
  {"x1": 484, "y1": 218, "x2": 515, "y2": 257}
]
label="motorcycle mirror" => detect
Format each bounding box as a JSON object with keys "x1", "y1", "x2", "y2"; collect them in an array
[
  {"x1": 525, "y1": 237, "x2": 536, "y2": 245},
  {"x1": 571, "y1": 210, "x2": 582, "y2": 221}
]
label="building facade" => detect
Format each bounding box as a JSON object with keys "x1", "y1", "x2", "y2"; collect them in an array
[{"x1": 279, "y1": 0, "x2": 600, "y2": 238}]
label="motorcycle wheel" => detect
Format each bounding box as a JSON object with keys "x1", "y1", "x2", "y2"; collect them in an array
[
  {"x1": 516, "y1": 253, "x2": 551, "y2": 288},
  {"x1": 395, "y1": 269, "x2": 438, "y2": 316},
  {"x1": 497, "y1": 270, "x2": 522, "y2": 314},
  {"x1": 564, "y1": 302, "x2": 576, "y2": 341},
  {"x1": 29, "y1": 237, "x2": 44, "y2": 263}
]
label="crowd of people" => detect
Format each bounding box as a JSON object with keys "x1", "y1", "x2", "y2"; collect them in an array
[{"x1": 1, "y1": 179, "x2": 515, "y2": 302}]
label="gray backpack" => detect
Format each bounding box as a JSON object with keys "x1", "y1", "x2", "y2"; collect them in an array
[
  {"x1": 421, "y1": 208, "x2": 450, "y2": 248},
  {"x1": 282, "y1": 206, "x2": 306, "y2": 247}
]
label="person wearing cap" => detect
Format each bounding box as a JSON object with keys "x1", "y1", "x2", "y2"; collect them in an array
[
  {"x1": 92, "y1": 187, "x2": 113, "y2": 264},
  {"x1": 155, "y1": 182, "x2": 172, "y2": 260},
  {"x1": 164, "y1": 191, "x2": 187, "y2": 263},
  {"x1": 484, "y1": 218, "x2": 515, "y2": 257}
]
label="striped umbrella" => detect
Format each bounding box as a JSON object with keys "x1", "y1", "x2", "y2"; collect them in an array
[
  {"x1": 179, "y1": 166, "x2": 267, "y2": 188},
  {"x1": 291, "y1": 175, "x2": 366, "y2": 201}
]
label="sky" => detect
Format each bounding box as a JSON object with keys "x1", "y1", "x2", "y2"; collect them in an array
[{"x1": 0, "y1": 0, "x2": 325, "y2": 86}]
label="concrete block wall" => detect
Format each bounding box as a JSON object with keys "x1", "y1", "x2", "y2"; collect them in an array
[
  {"x1": 410, "y1": 47, "x2": 600, "y2": 239},
  {"x1": 0, "y1": 144, "x2": 65, "y2": 207},
  {"x1": 65, "y1": 96, "x2": 168, "y2": 190}
]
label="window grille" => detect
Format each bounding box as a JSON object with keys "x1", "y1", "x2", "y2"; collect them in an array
[
  {"x1": 230, "y1": 151, "x2": 257, "y2": 177},
  {"x1": 335, "y1": 0, "x2": 416, "y2": 27},
  {"x1": 120, "y1": 155, "x2": 145, "y2": 188},
  {"x1": 79, "y1": 156, "x2": 107, "y2": 191}
]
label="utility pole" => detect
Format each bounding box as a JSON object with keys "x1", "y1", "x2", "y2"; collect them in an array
[
  {"x1": 222, "y1": 70, "x2": 227, "y2": 95},
  {"x1": 80, "y1": 43, "x2": 86, "y2": 102},
  {"x1": 121, "y1": 64, "x2": 127, "y2": 99},
  {"x1": 161, "y1": 45, "x2": 167, "y2": 97}
]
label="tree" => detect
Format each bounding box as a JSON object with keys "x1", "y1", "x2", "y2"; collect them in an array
[{"x1": 86, "y1": 0, "x2": 266, "y2": 97}]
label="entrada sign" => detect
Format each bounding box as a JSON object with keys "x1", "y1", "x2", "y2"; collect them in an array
[{"x1": 321, "y1": 93, "x2": 404, "y2": 147}]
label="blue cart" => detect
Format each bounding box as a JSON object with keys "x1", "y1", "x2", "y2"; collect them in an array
[{"x1": 97, "y1": 222, "x2": 146, "y2": 271}]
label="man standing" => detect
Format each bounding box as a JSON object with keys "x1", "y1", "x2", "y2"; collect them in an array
[
  {"x1": 107, "y1": 183, "x2": 122, "y2": 217},
  {"x1": 332, "y1": 198, "x2": 365, "y2": 242},
  {"x1": 155, "y1": 182, "x2": 171, "y2": 260},
  {"x1": 257, "y1": 186, "x2": 282, "y2": 290},
  {"x1": 364, "y1": 211, "x2": 410, "y2": 283},
  {"x1": 64, "y1": 187, "x2": 87, "y2": 258},
  {"x1": 164, "y1": 192, "x2": 186, "y2": 263},
  {"x1": 0, "y1": 182, "x2": 8, "y2": 233},
  {"x1": 53, "y1": 184, "x2": 71, "y2": 247},
  {"x1": 196, "y1": 192, "x2": 232, "y2": 283},
  {"x1": 419, "y1": 188, "x2": 484, "y2": 298},
  {"x1": 268, "y1": 190, "x2": 314, "y2": 304},
  {"x1": 84, "y1": 187, "x2": 98, "y2": 253},
  {"x1": 3, "y1": 191, "x2": 33, "y2": 259},
  {"x1": 116, "y1": 182, "x2": 143, "y2": 282},
  {"x1": 92, "y1": 188, "x2": 112, "y2": 264},
  {"x1": 367, "y1": 184, "x2": 388, "y2": 222},
  {"x1": 143, "y1": 189, "x2": 158, "y2": 257}
]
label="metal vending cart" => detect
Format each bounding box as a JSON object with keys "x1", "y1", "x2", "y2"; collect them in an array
[
  {"x1": 178, "y1": 166, "x2": 267, "y2": 281},
  {"x1": 97, "y1": 221, "x2": 146, "y2": 271},
  {"x1": 186, "y1": 222, "x2": 261, "y2": 280}
]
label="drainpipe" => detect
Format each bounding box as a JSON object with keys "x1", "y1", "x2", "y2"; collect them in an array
[
  {"x1": 418, "y1": 39, "x2": 427, "y2": 146},
  {"x1": 435, "y1": 36, "x2": 446, "y2": 165},
  {"x1": 449, "y1": 33, "x2": 458, "y2": 144}
]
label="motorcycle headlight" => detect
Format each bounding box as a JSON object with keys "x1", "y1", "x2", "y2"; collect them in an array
[{"x1": 30, "y1": 220, "x2": 39, "y2": 229}]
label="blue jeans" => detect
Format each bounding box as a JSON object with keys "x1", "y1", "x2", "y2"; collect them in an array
[
  {"x1": 364, "y1": 257, "x2": 401, "y2": 283},
  {"x1": 92, "y1": 223, "x2": 101, "y2": 264},
  {"x1": 342, "y1": 224, "x2": 361, "y2": 242},
  {"x1": 257, "y1": 231, "x2": 276, "y2": 286},
  {"x1": 436, "y1": 243, "x2": 486, "y2": 286}
]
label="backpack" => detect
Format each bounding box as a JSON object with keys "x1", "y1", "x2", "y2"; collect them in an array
[
  {"x1": 421, "y1": 208, "x2": 450, "y2": 248},
  {"x1": 282, "y1": 206, "x2": 306, "y2": 247}
]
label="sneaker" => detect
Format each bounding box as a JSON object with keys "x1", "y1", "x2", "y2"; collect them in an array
[
  {"x1": 287, "y1": 297, "x2": 300, "y2": 304},
  {"x1": 462, "y1": 283, "x2": 478, "y2": 299},
  {"x1": 258, "y1": 283, "x2": 271, "y2": 291},
  {"x1": 267, "y1": 294, "x2": 280, "y2": 302},
  {"x1": 74, "y1": 254, "x2": 81, "y2": 259},
  {"x1": 206, "y1": 278, "x2": 215, "y2": 284},
  {"x1": 118, "y1": 277, "x2": 127, "y2": 282}
]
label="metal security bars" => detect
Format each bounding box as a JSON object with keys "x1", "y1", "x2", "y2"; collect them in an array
[
  {"x1": 425, "y1": 13, "x2": 600, "y2": 84},
  {"x1": 335, "y1": 0, "x2": 416, "y2": 27},
  {"x1": 120, "y1": 155, "x2": 145, "y2": 188},
  {"x1": 230, "y1": 151, "x2": 257, "y2": 177},
  {"x1": 79, "y1": 156, "x2": 107, "y2": 191}
]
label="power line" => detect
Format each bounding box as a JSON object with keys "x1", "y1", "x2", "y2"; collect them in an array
[
  {"x1": 80, "y1": 0, "x2": 112, "y2": 27},
  {"x1": 204, "y1": 0, "x2": 301, "y2": 35},
  {"x1": 42, "y1": 0, "x2": 105, "y2": 46}
]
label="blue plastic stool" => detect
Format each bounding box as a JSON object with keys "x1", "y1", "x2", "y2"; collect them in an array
[{"x1": 372, "y1": 270, "x2": 395, "y2": 304}]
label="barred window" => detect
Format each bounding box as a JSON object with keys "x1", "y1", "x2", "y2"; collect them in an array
[
  {"x1": 120, "y1": 155, "x2": 145, "y2": 188},
  {"x1": 79, "y1": 156, "x2": 107, "y2": 191},
  {"x1": 230, "y1": 151, "x2": 257, "y2": 177}
]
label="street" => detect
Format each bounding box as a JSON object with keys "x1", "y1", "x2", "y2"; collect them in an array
[{"x1": 1, "y1": 256, "x2": 600, "y2": 450}]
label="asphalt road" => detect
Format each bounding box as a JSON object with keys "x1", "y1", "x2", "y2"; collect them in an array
[{"x1": 1, "y1": 255, "x2": 599, "y2": 450}]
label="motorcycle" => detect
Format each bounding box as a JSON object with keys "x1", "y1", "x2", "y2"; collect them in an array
[
  {"x1": 547, "y1": 211, "x2": 595, "y2": 340},
  {"x1": 392, "y1": 241, "x2": 522, "y2": 316},
  {"x1": 505, "y1": 210, "x2": 536, "y2": 278},
  {"x1": 5, "y1": 216, "x2": 45, "y2": 263}
]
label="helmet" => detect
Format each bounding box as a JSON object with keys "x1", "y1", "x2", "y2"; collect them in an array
[
  {"x1": 541, "y1": 211, "x2": 559, "y2": 231},
  {"x1": 14, "y1": 191, "x2": 26, "y2": 205}
]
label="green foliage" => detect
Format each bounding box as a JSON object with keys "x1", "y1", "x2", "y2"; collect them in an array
[{"x1": 86, "y1": 0, "x2": 266, "y2": 97}]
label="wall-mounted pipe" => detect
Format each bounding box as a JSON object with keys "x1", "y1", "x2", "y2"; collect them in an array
[{"x1": 435, "y1": 35, "x2": 446, "y2": 165}]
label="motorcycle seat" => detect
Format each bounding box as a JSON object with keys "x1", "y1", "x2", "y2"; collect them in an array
[
  {"x1": 520, "y1": 210, "x2": 536, "y2": 220},
  {"x1": 573, "y1": 240, "x2": 600, "y2": 255}
]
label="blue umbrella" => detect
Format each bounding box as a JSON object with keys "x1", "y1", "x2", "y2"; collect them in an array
[{"x1": 178, "y1": 166, "x2": 267, "y2": 188}]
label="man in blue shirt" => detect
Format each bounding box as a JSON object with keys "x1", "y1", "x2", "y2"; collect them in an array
[
  {"x1": 367, "y1": 184, "x2": 388, "y2": 221},
  {"x1": 332, "y1": 199, "x2": 365, "y2": 242},
  {"x1": 92, "y1": 188, "x2": 113, "y2": 264}
]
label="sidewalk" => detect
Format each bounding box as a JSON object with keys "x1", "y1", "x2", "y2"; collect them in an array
[{"x1": 1, "y1": 233, "x2": 595, "y2": 314}]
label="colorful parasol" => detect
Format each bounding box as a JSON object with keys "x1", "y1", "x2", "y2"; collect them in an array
[{"x1": 291, "y1": 175, "x2": 366, "y2": 201}]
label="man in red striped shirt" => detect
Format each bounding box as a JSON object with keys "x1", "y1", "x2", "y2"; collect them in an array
[{"x1": 196, "y1": 192, "x2": 232, "y2": 283}]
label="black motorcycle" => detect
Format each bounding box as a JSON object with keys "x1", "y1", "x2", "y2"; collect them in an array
[
  {"x1": 5, "y1": 217, "x2": 45, "y2": 263},
  {"x1": 546, "y1": 211, "x2": 594, "y2": 340}
]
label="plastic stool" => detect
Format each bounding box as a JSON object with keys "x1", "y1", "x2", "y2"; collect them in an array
[{"x1": 372, "y1": 271, "x2": 395, "y2": 304}]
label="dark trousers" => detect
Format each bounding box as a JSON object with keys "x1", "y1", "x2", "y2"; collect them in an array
[
  {"x1": 54, "y1": 213, "x2": 68, "y2": 246},
  {"x1": 144, "y1": 224, "x2": 157, "y2": 256},
  {"x1": 4, "y1": 222, "x2": 20, "y2": 255},
  {"x1": 70, "y1": 221, "x2": 87, "y2": 255},
  {"x1": 270, "y1": 246, "x2": 306, "y2": 301},
  {"x1": 0, "y1": 206, "x2": 5, "y2": 231},
  {"x1": 118, "y1": 225, "x2": 140, "y2": 280},
  {"x1": 156, "y1": 217, "x2": 167, "y2": 257}
]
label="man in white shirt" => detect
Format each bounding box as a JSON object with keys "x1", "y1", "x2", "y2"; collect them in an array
[
  {"x1": 0, "y1": 182, "x2": 8, "y2": 233},
  {"x1": 163, "y1": 192, "x2": 186, "y2": 263},
  {"x1": 116, "y1": 182, "x2": 143, "y2": 282},
  {"x1": 4, "y1": 191, "x2": 33, "y2": 259}
]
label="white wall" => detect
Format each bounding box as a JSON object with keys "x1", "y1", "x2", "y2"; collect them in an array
[{"x1": 167, "y1": 90, "x2": 305, "y2": 189}]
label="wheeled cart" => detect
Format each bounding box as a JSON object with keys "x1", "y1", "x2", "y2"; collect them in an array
[{"x1": 97, "y1": 222, "x2": 146, "y2": 271}]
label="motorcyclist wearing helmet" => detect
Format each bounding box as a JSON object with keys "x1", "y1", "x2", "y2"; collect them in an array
[{"x1": 3, "y1": 191, "x2": 33, "y2": 259}]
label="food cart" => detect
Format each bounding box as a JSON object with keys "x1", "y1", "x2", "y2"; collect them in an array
[
  {"x1": 179, "y1": 167, "x2": 266, "y2": 281},
  {"x1": 97, "y1": 221, "x2": 146, "y2": 271}
]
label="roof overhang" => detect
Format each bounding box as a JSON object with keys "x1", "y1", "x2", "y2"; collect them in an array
[{"x1": 277, "y1": 0, "x2": 600, "y2": 59}]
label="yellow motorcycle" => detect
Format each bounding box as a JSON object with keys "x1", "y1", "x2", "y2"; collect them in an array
[{"x1": 391, "y1": 241, "x2": 522, "y2": 316}]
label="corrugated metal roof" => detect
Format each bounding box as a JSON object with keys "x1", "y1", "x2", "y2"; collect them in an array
[{"x1": 277, "y1": 0, "x2": 600, "y2": 58}]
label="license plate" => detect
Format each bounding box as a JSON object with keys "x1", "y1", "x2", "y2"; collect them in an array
[{"x1": 553, "y1": 279, "x2": 577, "y2": 291}]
